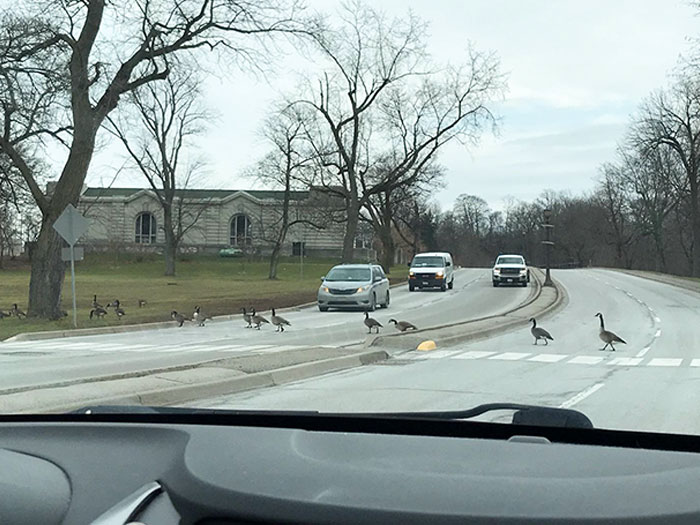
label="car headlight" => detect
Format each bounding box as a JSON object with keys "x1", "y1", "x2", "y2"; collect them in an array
[
  {"x1": 409, "y1": 271, "x2": 415, "y2": 277},
  {"x1": 356, "y1": 286, "x2": 365, "y2": 293},
  {"x1": 519, "y1": 268, "x2": 527, "y2": 274},
  {"x1": 322, "y1": 286, "x2": 330, "y2": 292},
  {"x1": 436, "y1": 271, "x2": 444, "y2": 277},
  {"x1": 493, "y1": 268, "x2": 500, "y2": 274}
]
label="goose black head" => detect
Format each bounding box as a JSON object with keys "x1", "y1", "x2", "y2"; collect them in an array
[{"x1": 389, "y1": 319, "x2": 397, "y2": 324}]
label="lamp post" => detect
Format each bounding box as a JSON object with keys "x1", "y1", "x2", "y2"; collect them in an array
[{"x1": 542, "y1": 208, "x2": 554, "y2": 287}]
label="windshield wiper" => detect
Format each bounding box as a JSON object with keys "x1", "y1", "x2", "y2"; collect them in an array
[{"x1": 72, "y1": 403, "x2": 592, "y2": 429}]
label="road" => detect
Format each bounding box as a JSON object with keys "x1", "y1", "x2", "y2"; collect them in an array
[
  {"x1": 0, "y1": 268, "x2": 530, "y2": 392},
  {"x1": 189, "y1": 269, "x2": 700, "y2": 435}
]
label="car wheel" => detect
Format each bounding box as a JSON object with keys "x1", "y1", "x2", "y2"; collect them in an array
[
  {"x1": 409, "y1": 284, "x2": 415, "y2": 292},
  {"x1": 383, "y1": 290, "x2": 390, "y2": 308},
  {"x1": 318, "y1": 305, "x2": 329, "y2": 312},
  {"x1": 368, "y1": 294, "x2": 376, "y2": 311},
  {"x1": 440, "y1": 282, "x2": 447, "y2": 292},
  {"x1": 448, "y1": 279, "x2": 454, "y2": 290},
  {"x1": 492, "y1": 281, "x2": 498, "y2": 287}
]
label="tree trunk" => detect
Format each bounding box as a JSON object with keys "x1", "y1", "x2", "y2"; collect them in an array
[
  {"x1": 163, "y1": 206, "x2": 176, "y2": 276},
  {"x1": 268, "y1": 241, "x2": 282, "y2": 280},
  {"x1": 27, "y1": 217, "x2": 66, "y2": 319},
  {"x1": 378, "y1": 223, "x2": 395, "y2": 272},
  {"x1": 342, "y1": 198, "x2": 359, "y2": 263},
  {"x1": 692, "y1": 188, "x2": 700, "y2": 277},
  {"x1": 27, "y1": 129, "x2": 97, "y2": 318}
]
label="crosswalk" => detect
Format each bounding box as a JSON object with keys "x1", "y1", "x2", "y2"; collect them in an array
[
  {"x1": 396, "y1": 350, "x2": 700, "y2": 369},
  {"x1": 0, "y1": 339, "x2": 318, "y2": 356}
]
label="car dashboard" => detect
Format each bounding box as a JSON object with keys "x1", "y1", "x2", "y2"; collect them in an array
[{"x1": 2, "y1": 412, "x2": 700, "y2": 524}]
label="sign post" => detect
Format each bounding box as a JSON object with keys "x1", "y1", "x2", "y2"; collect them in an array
[{"x1": 53, "y1": 205, "x2": 89, "y2": 328}]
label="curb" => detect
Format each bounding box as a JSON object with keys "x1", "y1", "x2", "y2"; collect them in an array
[
  {"x1": 367, "y1": 268, "x2": 565, "y2": 349},
  {"x1": 611, "y1": 268, "x2": 700, "y2": 295},
  {"x1": 3, "y1": 349, "x2": 389, "y2": 414},
  {"x1": 3, "y1": 278, "x2": 410, "y2": 343}
]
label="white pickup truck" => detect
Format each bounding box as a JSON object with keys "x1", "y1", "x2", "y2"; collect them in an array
[{"x1": 492, "y1": 254, "x2": 530, "y2": 287}]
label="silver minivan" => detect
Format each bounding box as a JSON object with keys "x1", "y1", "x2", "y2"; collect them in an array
[{"x1": 317, "y1": 263, "x2": 390, "y2": 311}]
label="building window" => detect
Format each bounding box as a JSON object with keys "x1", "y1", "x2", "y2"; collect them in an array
[
  {"x1": 292, "y1": 242, "x2": 306, "y2": 256},
  {"x1": 230, "y1": 214, "x2": 252, "y2": 246},
  {"x1": 135, "y1": 212, "x2": 156, "y2": 244}
]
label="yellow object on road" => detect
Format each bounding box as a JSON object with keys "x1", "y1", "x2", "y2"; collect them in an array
[{"x1": 417, "y1": 340, "x2": 437, "y2": 351}]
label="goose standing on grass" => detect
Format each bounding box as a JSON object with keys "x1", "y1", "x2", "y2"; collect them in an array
[
  {"x1": 192, "y1": 305, "x2": 212, "y2": 327},
  {"x1": 241, "y1": 307, "x2": 254, "y2": 328},
  {"x1": 388, "y1": 319, "x2": 417, "y2": 332},
  {"x1": 106, "y1": 299, "x2": 119, "y2": 309},
  {"x1": 92, "y1": 295, "x2": 103, "y2": 309},
  {"x1": 10, "y1": 304, "x2": 26, "y2": 318},
  {"x1": 171, "y1": 311, "x2": 187, "y2": 327},
  {"x1": 595, "y1": 312, "x2": 626, "y2": 351},
  {"x1": 113, "y1": 300, "x2": 126, "y2": 319},
  {"x1": 270, "y1": 308, "x2": 291, "y2": 332},
  {"x1": 364, "y1": 311, "x2": 382, "y2": 334},
  {"x1": 251, "y1": 309, "x2": 270, "y2": 330},
  {"x1": 529, "y1": 317, "x2": 553, "y2": 345},
  {"x1": 0, "y1": 310, "x2": 10, "y2": 319},
  {"x1": 89, "y1": 306, "x2": 108, "y2": 319}
]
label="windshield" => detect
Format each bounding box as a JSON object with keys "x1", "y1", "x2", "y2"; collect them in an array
[
  {"x1": 2, "y1": 0, "x2": 700, "y2": 439},
  {"x1": 496, "y1": 257, "x2": 524, "y2": 265},
  {"x1": 411, "y1": 256, "x2": 445, "y2": 267},
  {"x1": 325, "y1": 268, "x2": 371, "y2": 282}
]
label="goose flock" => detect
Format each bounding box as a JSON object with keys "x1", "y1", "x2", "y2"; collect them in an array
[{"x1": 528, "y1": 313, "x2": 627, "y2": 351}]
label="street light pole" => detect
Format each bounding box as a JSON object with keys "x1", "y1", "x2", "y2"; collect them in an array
[{"x1": 542, "y1": 208, "x2": 554, "y2": 287}]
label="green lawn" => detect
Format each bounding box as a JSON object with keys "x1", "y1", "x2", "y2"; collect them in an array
[{"x1": 0, "y1": 253, "x2": 408, "y2": 340}]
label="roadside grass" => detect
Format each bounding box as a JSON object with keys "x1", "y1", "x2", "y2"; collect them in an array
[{"x1": 0, "y1": 253, "x2": 408, "y2": 340}]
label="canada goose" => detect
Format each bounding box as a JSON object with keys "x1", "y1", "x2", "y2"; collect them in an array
[
  {"x1": 595, "y1": 312, "x2": 626, "y2": 351},
  {"x1": 193, "y1": 305, "x2": 212, "y2": 327},
  {"x1": 92, "y1": 295, "x2": 103, "y2": 309},
  {"x1": 0, "y1": 310, "x2": 10, "y2": 319},
  {"x1": 10, "y1": 304, "x2": 26, "y2": 318},
  {"x1": 364, "y1": 311, "x2": 382, "y2": 334},
  {"x1": 89, "y1": 306, "x2": 108, "y2": 319},
  {"x1": 241, "y1": 307, "x2": 254, "y2": 328},
  {"x1": 270, "y1": 308, "x2": 291, "y2": 332},
  {"x1": 113, "y1": 300, "x2": 126, "y2": 319},
  {"x1": 251, "y1": 310, "x2": 270, "y2": 330},
  {"x1": 388, "y1": 319, "x2": 417, "y2": 332},
  {"x1": 529, "y1": 317, "x2": 553, "y2": 345},
  {"x1": 138, "y1": 299, "x2": 147, "y2": 308},
  {"x1": 171, "y1": 310, "x2": 187, "y2": 327},
  {"x1": 106, "y1": 299, "x2": 120, "y2": 309}
]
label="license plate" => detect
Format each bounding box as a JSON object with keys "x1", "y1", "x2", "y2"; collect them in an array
[
  {"x1": 507, "y1": 278, "x2": 513, "y2": 282},
  {"x1": 422, "y1": 281, "x2": 430, "y2": 286}
]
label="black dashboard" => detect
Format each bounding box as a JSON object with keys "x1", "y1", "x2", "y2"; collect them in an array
[{"x1": 2, "y1": 413, "x2": 700, "y2": 524}]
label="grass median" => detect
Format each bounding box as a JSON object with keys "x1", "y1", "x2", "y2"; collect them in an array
[{"x1": 0, "y1": 253, "x2": 408, "y2": 340}]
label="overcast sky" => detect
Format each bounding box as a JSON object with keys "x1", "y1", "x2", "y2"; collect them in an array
[{"x1": 86, "y1": 0, "x2": 700, "y2": 212}]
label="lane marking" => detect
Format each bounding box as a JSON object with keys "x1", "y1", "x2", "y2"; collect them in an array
[
  {"x1": 421, "y1": 350, "x2": 465, "y2": 359},
  {"x1": 528, "y1": 353, "x2": 567, "y2": 363},
  {"x1": 609, "y1": 357, "x2": 642, "y2": 366},
  {"x1": 647, "y1": 358, "x2": 683, "y2": 367},
  {"x1": 691, "y1": 359, "x2": 700, "y2": 367},
  {"x1": 488, "y1": 352, "x2": 530, "y2": 361},
  {"x1": 654, "y1": 317, "x2": 661, "y2": 323},
  {"x1": 559, "y1": 382, "x2": 605, "y2": 409},
  {"x1": 636, "y1": 347, "x2": 651, "y2": 358},
  {"x1": 452, "y1": 351, "x2": 497, "y2": 360},
  {"x1": 655, "y1": 329, "x2": 662, "y2": 338},
  {"x1": 637, "y1": 299, "x2": 644, "y2": 304},
  {"x1": 568, "y1": 356, "x2": 604, "y2": 365}
]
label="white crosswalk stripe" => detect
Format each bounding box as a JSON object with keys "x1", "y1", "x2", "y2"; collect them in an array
[
  {"x1": 451, "y1": 351, "x2": 497, "y2": 360},
  {"x1": 421, "y1": 350, "x2": 468, "y2": 359},
  {"x1": 528, "y1": 354, "x2": 566, "y2": 363},
  {"x1": 608, "y1": 357, "x2": 642, "y2": 366},
  {"x1": 488, "y1": 352, "x2": 530, "y2": 361},
  {"x1": 647, "y1": 358, "x2": 683, "y2": 367},
  {"x1": 568, "y1": 356, "x2": 604, "y2": 365}
]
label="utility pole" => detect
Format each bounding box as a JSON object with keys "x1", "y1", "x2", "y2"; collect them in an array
[{"x1": 542, "y1": 208, "x2": 554, "y2": 287}]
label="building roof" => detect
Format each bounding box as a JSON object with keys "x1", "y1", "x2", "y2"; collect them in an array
[{"x1": 80, "y1": 187, "x2": 310, "y2": 201}]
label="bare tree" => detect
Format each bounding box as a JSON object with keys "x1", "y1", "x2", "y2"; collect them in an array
[
  {"x1": 251, "y1": 108, "x2": 329, "y2": 279},
  {"x1": 633, "y1": 76, "x2": 700, "y2": 276},
  {"x1": 289, "y1": 0, "x2": 427, "y2": 262},
  {"x1": 0, "y1": 0, "x2": 315, "y2": 318},
  {"x1": 597, "y1": 163, "x2": 637, "y2": 268},
  {"x1": 108, "y1": 71, "x2": 211, "y2": 276}
]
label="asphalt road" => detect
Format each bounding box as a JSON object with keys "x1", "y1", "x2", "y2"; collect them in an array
[
  {"x1": 189, "y1": 268, "x2": 700, "y2": 435},
  {"x1": 0, "y1": 268, "x2": 530, "y2": 391}
]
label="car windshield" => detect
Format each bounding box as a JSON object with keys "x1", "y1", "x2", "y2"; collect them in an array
[
  {"x1": 411, "y1": 256, "x2": 445, "y2": 267},
  {"x1": 325, "y1": 268, "x2": 371, "y2": 282},
  {"x1": 2, "y1": 0, "x2": 700, "y2": 439},
  {"x1": 496, "y1": 257, "x2": 524, "y2": 265}
]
